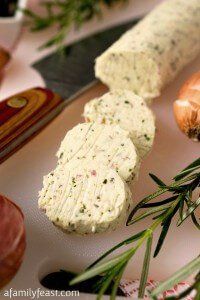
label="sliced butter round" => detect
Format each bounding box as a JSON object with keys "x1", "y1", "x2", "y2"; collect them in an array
[
  {"x1": 84, "y1": 90, "x2": 155, "y2": 158},
  {"x1": 57, "y1": 123, "x2": 140, "y2": 183},
  {"x1": 38, "y1": 165, "x2": 132, "y2": 234}
]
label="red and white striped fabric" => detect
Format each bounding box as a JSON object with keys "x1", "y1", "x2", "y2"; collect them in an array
[{"x1": 119, "y1": 279, "x2": 193, "y2": 299}]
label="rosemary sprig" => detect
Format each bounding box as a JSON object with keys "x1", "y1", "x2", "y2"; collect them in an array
[
  {"x1": 70, "y1": 222, "x2": 159, "y2": 298},
  {"x1": 70, "y1": 157, "x2": 200, "y2": 299},
  {"x1": 22, "y1": 0, "x2": 128, "y2": 50},
  {"x1": 151, "y1": 256, "x2": 200, "y2": 300}
]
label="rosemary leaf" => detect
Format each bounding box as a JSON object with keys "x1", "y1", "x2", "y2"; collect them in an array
[
  {"x1": 152, "y1": 211, "x2": 167, "y2": 220},
  {"x1": 191, "y1": 213, "x2": 200, "y2": 230},
  {"x1": 142, "y1": 196, "x2": 177, "y2": 208},
  {"x1": 138, "y1": 234, "x2": 153, "y2": 298},
  {"x1": 154, "y1": 198, "x2": 181, "y2": 257},
  {"x1": 177, "y1": 197, "x2": 200, "y2": 226},
  {"x1": 70, "y1": 247, "x2": 135, "y2": 285},
  {"x1": 189, "y1": 177, "x2": 200, "y2": 192},
  {"x1": 149, "y1": 173, "x2": 166, "y2": 187},
  {"x1": 174, "y1": 157, "x2": 200, "y2": 181},
  {"x1": 126, "y1": 187, "x2": 168, "y2": 225},
  {"x1": 128, "y1": 206, "x2": 169, "y2": 225},
  {"x1": 151, "y1": 256, "x2": 200, "y2": 299},
  {"x1": 96, "y1": 264, "x2": 122, "y2": 300},
  {"x1": 178, "y1": 197, "x2": 184, "y2": 222},
  {"x1": 127, "y1": 173, "x2": 198, "y2": 225},
  {"x1": 110, "y1": 262, "x2": 127, "y2": 300},
  {"x1": 92, "y1": 274, "x2": 109, "y2": 293},
  {"x1": 194, "y1": 273, "x2": 200, "y2": 300},
  {"x1": 154, "y1": 217, "x2": 171, "y2": 258},
  {"x1": 22, "y1": 0, "x2": 128, "y2": 50},
  {"x1": 39, "y1": 30, "x2": 67, "y2": 50},
  {"x1": 96, "y1": 274, "x2": 113, "y2": 299},
  {"x1": 88, "y1": 230, "x2": 146, "y2": 269}
]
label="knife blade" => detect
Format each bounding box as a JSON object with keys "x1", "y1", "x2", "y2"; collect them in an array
[{"x1": 0, "y1": 17, "x2": 140, "y2": 163}]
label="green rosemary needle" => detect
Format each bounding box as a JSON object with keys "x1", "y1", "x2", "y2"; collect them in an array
[
  {"x1": 70, "y1": 157, "x2": 200, "y2": 299},
  {"x1": 151, "y1": 256, "x2": 200, "y2": 300},
  {"x1": 22, "y1": 0, "x2": 128, "y2": 50}
]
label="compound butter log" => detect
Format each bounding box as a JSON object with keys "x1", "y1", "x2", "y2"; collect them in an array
[
  {"x1": 0, "y1": 195, "x2": 26, "y2": 288},
  {"x1": 95, "y1": 0, "x2": 200, "y2": 100}
]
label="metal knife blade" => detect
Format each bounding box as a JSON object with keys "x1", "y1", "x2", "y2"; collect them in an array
[{"x1": 0, "y1": 18, "x2": 140, "y2": 163}]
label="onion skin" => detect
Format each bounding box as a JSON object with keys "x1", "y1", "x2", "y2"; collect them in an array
[
  {"x1": 0, "y1": 195, "x2": 26, "y2": 289},
  {"x1": 173, "y1": 71, "x2": 200, "y2": 141}
]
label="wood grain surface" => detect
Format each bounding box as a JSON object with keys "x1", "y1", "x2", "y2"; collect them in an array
[
  {"x1": 0, "y1": 82, "x2": 107, "y2": 164},
  {"x1": 0, "y1": 87, "x2": 62, "y2": 163}
]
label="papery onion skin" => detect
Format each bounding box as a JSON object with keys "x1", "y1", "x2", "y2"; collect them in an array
[
  {"x1": 173, "y1": 71, "x2": 200, "y2": 141},
  {"x1": 0, "y1": 195, "x2": 26, "y2": 289}
]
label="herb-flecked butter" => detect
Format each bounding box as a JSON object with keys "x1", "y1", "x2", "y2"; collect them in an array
[
  {"x1": 38, "y1": 165, "x2": 132, "y2": 234},
  {"x1": 84, "y1": 90, "x2": 155, "y2": 158},
  {"x1": 57, "y1": 123, "x2": 140, "y2": 183},
  {"x1": 95, "y1": 0, "x2": 200, "y2": 99}
]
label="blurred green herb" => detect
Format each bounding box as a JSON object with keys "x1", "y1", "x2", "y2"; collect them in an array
[
  {"x1": 22, "y1": 0, "x2": 128, "y2": 50},
  {"x1": 70, "y1": 157, "x2": 200, "y2": 299}
]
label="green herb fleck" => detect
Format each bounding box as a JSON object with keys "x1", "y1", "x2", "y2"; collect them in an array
[
  {"x1": 72, "y1": 177, "x2": 76, "y2": 187},
  {"x1": 144, "y1": 134, "x2": 150, "y2": 141},
  {"x1": 80, "y1": 204, "x2": 86, "y2": 213}
]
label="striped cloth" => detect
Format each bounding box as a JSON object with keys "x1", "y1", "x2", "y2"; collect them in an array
[{"x1": 119, "y1": 279, "x2": 193, "y2": 299}]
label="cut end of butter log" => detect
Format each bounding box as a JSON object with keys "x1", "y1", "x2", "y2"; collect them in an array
[
  {"x1": 95, "y1": 0, "x2": 200, "y2": 99},
  {"x1": 38, "y1": 165, "x2": 132, "y2": 234},
  {"x1": 84, "y1": 90, "x2": 155, "y2": 159},
  {"x1": 57, "y1": 123, "x2": 140, "y2": 183}
]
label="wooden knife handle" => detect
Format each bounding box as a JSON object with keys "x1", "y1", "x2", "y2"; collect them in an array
[
  {"x1": 0, "y1": 47, "x2": 10, "y2": 70},
  {"x1": 0, "y1": 87, "x2": 62, "y2": 163}
]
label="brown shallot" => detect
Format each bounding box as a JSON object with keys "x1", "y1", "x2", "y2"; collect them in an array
[
  {"x1": 0, "y1": 195, "x2": 26, "y2": 288},
  {"x1": 173, "y1": 71, "x2": 200, "y2": 141}
]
